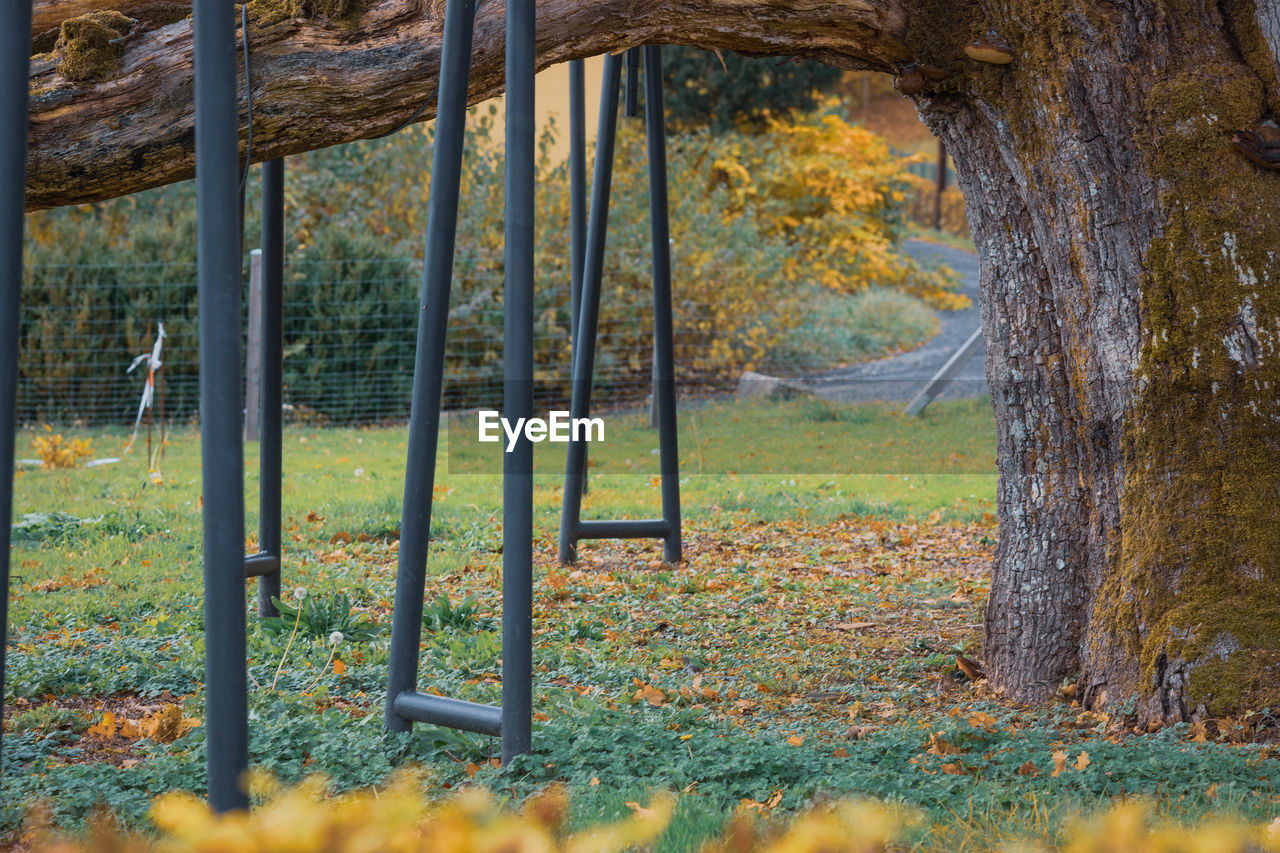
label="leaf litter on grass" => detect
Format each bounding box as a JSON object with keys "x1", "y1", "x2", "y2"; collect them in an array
[{"x1": 8, "y1": 510, "x2": 1280, "y2": 847}]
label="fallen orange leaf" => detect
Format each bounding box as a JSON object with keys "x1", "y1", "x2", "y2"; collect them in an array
[
  {"x1": 87, "y1": 711, "x2": 117, "y2": 739},
  {"x1": 956, "y1": 654, "x2": 985, "y2": 680}
]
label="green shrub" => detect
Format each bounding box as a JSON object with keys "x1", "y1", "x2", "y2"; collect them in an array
[{"x1": 21, "y1": 108, "x2": 958, "y2": 424}]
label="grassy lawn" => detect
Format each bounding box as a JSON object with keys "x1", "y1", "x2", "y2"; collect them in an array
[{"x1": 4, "y1": 397, "x2": 1277, "y2": 850}]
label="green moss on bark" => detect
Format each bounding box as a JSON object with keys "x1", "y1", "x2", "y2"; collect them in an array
[
  {"x1": 246, "y1": 0, "x2": 362, "y2": 28},
  {"x1": 55, "y1": 11, "x2": 132, "y2": 83},
  {"x1": 935, "y1": 1, "x2": 1280, "y2": 719},
  {"x1": 1222, "y1": 0, "x2": 1280, "y2": 116},
  {"x1": 1096, "y1": 60, "x2": 1280, "y2": 719}
]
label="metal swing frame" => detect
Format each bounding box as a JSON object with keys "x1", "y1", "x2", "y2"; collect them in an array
[
  {"x1": 381, "y1": 0, "x2": 532, "y2": 753},
  {"x1": 558, "y1": 46, "x2": 683, "y2": 567},
  {"x1": 0, "y1": 0, "x2": 678, "y2": 812}
]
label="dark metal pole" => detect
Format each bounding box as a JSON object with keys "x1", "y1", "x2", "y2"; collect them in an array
[
  {"x1": 568, "y1": 58, "x2": 590, "y2": 495},
  {"x1": 933, "y1": 139, "x2": 946, "y2": 231},
  {"x1": 194, "y1": 0, "x2": 249, "y2": 813},
  {"x1": 502, "y1": 0, "x2": 536, "y2": 764},
  {"x1": 257, "y1": 158, "x2": 285, "y2": 617},
  {"x1": 568, "y1": 59, "x2": 587, "y2": 342},
  {"x1": 624, "y1": 48, "x2": 640, "y2": 118},
  {"x1": 0, "y1": 0, "x2": 33, "y2": 788},
  {"x1": 643, "y1": 46, "x2": 682, "y2": 564},
  {"x1": 384, "y1": 0, "x2": 477, "y2": 732},
  {"x1": 558, "y1": 54, "x2": 623, "y2": 565}
]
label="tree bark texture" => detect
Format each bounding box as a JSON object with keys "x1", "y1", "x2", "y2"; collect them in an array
[
  {"x1": 911, "y1": 0, "x2": 1280, "y2": 723},
  {"x1": 20, "y1": 0, "x2": 1280, "y2": 723},
  {"x1": 22, "y1": 0, "x2": 910, "y2": 211}
]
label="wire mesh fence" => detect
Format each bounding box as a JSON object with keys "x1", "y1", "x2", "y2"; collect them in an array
[{"x1": 17, "y1": 254, "x2": 790, "y2": 428}]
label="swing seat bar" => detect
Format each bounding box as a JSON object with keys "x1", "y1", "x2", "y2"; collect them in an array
[
  {"x1": 572, "y1": 518, "x2": 673, "y2": 541},
  {"x1": 393, "y1": 691, "x2": 503, "y2": 736}
]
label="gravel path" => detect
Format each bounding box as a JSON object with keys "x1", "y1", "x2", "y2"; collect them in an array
[{"x1": 801, "y1": 239, "x2": 988, "y2": 404}]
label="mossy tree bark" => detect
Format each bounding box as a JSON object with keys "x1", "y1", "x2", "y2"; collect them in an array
[
  {"x1": 910, "y1": 0, "x2": 1280, "y2": 724},
  {"x1": 20, "y1": 0, "x2": 1280, "y2": 723}
]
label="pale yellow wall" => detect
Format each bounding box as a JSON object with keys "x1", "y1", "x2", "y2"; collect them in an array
[{"x1": 477, "y1": 56, "x2": 605, "y2": 165}]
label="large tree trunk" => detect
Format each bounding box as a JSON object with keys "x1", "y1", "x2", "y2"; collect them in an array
[
  {"x1": 18, "y1": 0, "x2": 1280, "y2": 723},
  {"x1": 912, "y1": 0, "x2": 1280, "y2": 723}
]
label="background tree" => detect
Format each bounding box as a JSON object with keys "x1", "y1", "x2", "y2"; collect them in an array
[
  {"x1": 18, "y1": 0, "x2": 1280, "y2": 726},
  {"x1": 660, "y1": 47, "x2": 843, "y2": 132}
]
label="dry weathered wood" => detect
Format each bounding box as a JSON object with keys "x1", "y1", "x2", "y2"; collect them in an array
[
  {"x1": 24, "y1": 0, "x2": 911, "y2": 210},
  {"x1": 31, "y1": 0, "x2": 179, "y2": 39}
]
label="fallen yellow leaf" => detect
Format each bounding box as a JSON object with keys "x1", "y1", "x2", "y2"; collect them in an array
[{"x1": 87, "y1": 711, "x2": 117, "y2": 739}]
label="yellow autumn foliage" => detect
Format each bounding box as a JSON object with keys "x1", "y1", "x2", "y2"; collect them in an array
[
  {"x1": 85, "y1": 705, "x2": 201, "y2": 744},
  {"x1": 32, "y1": 425, "x2": 93, "y2": 468},
  {"x1": 704, "y1": 109, "x2": 968, "y2": 311},
  {"x1": 23, "y1": 778, "x2": 1280, "y2": 853}
]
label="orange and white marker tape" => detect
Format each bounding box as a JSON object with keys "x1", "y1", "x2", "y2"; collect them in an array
[{"x1": 124, "y1": 323, "x2": 166, "y2": 455}]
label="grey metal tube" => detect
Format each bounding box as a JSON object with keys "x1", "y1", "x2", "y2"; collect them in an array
[
  {"x1": 568, "y1": 59, "x2": 586, "y2": 342},
  {"x1": 625, "y1": 48, "x2": 640, "y2": 118},
  {"x1": 643, "y1": 46, "x2": 682, "y2": 564},
  {"x1": 384, "y1": 0, "x2": 477, "y2": 732},
  {"x1": 577, "y1": 519, "x2": 672, "y2": 540},
  {"x1": 244, "y1": 552, "x2": 280, "y2": 577},
  {"x1": 502, "y1": 0, "x2": 536, "y2": 764},
  {"x1": 257, "y1": 158, "x2": 285, "y2": 616},
  {"x1": 569, "y1": 58, "x2": 590, "y2": 495},
  {"x1": 558, "y1": 54, "x2": 622, "y2": 565},
  {"x1": 0, "y1": 1, "x2": 33, "y2": 788},
  {"x1": 194, "y1": 0, "x2": 249, "y2": 813},
  {"x1": 394, "y1": 692, "x2": 502, "y2": 736}
]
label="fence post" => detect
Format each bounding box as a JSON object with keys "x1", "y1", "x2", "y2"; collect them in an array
[
  {"x1": 904, "y1": 327, "x2": 983, "y2": 416},
  {"x1": 245, "y1": 249, "x2": 263, "y2": 442}
]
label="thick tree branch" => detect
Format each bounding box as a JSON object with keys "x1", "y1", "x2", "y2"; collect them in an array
[
  {"x1": 25, "y1": 0, "x2": 911, "y2": 210},
  {"x1": 31, "y1": 0, "x2": 185, "y2": 42}
]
